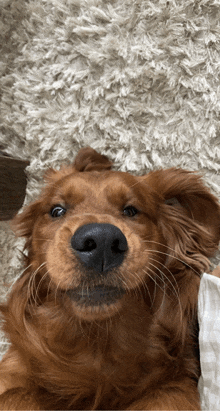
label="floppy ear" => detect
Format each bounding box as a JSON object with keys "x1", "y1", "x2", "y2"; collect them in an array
[
  {"x1": 11, "y1": 200, "x2": 42, "y2": 261},
  {"x1": 12, "y1": 147, "x2": 112, "y2": 237},
  {"x1": 44, "y1": 147, "x2": 113, "y2": 181},
  {"x1": 11, "y1": 201, "x2": 41, "y2": 237},
  {"x1": 145, "y1": 168, "x2": 220, "y2": 272},
  {"x1": 73, "y1": 147, "x2": 113, "y2": 172}
]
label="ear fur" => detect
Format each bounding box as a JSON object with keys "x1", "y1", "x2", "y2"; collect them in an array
[
  {"x1": 73, "y1": 147, "x2": 113, "y2": 172},
  {"x1": 10, "y1": 200, "x2": 42, "y2": 265},
  {"x1": 44, "y1": 147, "x2": 113, "y2": 182},
  {"x1": 12, "y1": 148, "x2": 112, "y2": 239},
  {"x1": 144, "y1": 168, "x2": 220, "y2": 271}
]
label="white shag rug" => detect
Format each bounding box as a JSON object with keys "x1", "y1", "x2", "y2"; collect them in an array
[{"x1": 1, "y1": 0, "x2": 220, "y2": 406}]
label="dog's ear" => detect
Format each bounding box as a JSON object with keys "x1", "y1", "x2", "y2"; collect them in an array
[
  {"x1": 44, "y1": 147, "x2": 112, "y2": 182},
  {"x1": 44, "y1": 147, "x2": 112, "y2": 181},
  {"x1": 12, "y1": 148, "x2": 112, "y2": 237},
  {"x1": 144, "y1": 168, "x2": 220, "y2": 271},
  {"x1": 73, "y1": 147, "x2": 113, "y2": 172},
  {"x1": 11, "y1": 201, "x2": 41, "y2": 237},
  {"x1": 10, "y1": 200, "x2": 42, "y2": 261}
]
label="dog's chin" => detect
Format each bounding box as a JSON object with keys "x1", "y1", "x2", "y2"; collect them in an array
[{"x1": 66, "y1": 285, "x2": 125, "y2": 321}]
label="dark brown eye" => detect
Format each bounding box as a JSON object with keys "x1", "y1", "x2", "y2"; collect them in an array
[
  {"x1": 123, "y1": 206, "x2": 138, "y2": 217},
  {"x1": 50, "y1": 205, "x2": 66, "y2": 218}
]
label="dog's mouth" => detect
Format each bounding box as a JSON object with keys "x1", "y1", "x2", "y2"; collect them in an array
[{"x1": 66, "y1": 285, "x2": 125, "y2": 306}]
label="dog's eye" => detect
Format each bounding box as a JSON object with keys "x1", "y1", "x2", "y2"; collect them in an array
[
  {"x1": 123, "y1": 206, "x2": 138, "y2": 217},
  {"x1": 50, "y1": 205, "x2": 67, "y2": 218}
]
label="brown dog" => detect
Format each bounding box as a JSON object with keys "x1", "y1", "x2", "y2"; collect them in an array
[{"x1": 0, "y1": 147, "x2": 220, "y2": 410}]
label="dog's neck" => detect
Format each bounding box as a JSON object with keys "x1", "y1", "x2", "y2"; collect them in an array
[{"x1": 3, "y1": 271, "x2": 198, "y2": 409}]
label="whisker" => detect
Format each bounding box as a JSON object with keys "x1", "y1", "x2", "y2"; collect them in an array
[
  {"x1": 122, "y1": 271, "x2": 142, "y2": 300},
  {"x1": 80, "y1": 282, "x2": 96, "y2": 342},
  {"x1": 147, "y1": 262, "x2": 183, "y2": 323},
  {"x1": 127, "y1": 270, "x2": 152, "y2": 303},
  {"x1": 5, "y1": 264, "x2": 33, "y2": 295},
  {"x1": 30, "y1": 238, "x2": 53, "y2": 243},
  {"x1": 27, "y1": 262, "x2": 47, "y2": 309},
  {"x1": 140, "y1": 242, "x2": 201, "y2": 277},
  {"x1": 143, "y1": 266, "x2": 166, "y2": 310},
  {"x1": 46, "y1": 276, "x2": 54, "y2": 303},
  {"x1": 148, "y1": 261, "x2": 179, "y2": 302},
  {"x1": 146, "y1": 267, "x2": 158, "y2": 308},
  {"x1": 54, "y1": 280, "x2": 62, "y2": 305},
  {"x1": 148, "y1": 256, "x2": 181, "y2": 300},
  {"x1": 143, "y1": 268, "x2": 166, "y2": 297},
  {"x1": 35, "y1": 270, "x2": 50, "y2": 302}
]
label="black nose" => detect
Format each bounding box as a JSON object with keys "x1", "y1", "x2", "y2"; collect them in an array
[{"x1": 71, "y1": 223, "x2": 128, "y2": 273}]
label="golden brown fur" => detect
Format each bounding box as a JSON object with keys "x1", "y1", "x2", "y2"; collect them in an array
[{"x1": 1, "y1": 147, "x2": 220, "y2": 410}]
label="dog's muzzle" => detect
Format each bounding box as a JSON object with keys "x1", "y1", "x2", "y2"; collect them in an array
[{"x1": 68, "y1": 223, "x2": 127, "y2": 307}]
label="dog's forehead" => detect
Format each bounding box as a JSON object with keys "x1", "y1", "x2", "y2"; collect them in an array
[
  {"x1": 47, "y1": 170, "x2": 144, "y2": 204},
  {"x1": 59, "y1": 170, "x2": 138, "y2": 191}
]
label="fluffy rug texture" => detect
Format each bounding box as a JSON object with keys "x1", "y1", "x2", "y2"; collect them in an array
[{"x1": 0, "y1": 0, "x2": 220, "y2": 401}]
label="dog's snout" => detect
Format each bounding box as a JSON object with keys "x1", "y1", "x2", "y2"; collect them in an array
[{"x1": 71, "y1": 223, "x2": 128, "y2": 273}]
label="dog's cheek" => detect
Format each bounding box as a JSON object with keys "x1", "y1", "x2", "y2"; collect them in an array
[
  {"x1": 30, "y1": 217, "x2": 57, "y2": 265},
  {"x1": 121, "y1": 222, "x2": 165, "y2": 288},
  {"x1": 46, "y1": 225, "x2": 82, "y2": 289},
  {"x1": 120, "y1": 232, "x2": 146, "y2": 287},
  {"x1": 119, "y1": 235, "x2": 150, "y2": 288}
]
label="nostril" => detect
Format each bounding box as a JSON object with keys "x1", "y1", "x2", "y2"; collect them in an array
[
  {"x1": 72, "y1": 237, "x2": 97, "y2": 252},
  {"x1": 111, "y1": 239, "x2": 120, "y2": 254},
  {"x1": 83, "y1": 238, "x2": 97, "y2": 252},
  {"x1": 111, "y1": 239, "x2": 127, "y2": 254}
]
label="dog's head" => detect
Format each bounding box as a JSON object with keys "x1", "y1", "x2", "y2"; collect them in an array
[{"x1": 12, "y1": 147, "x2": 220, "y2": 321}]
